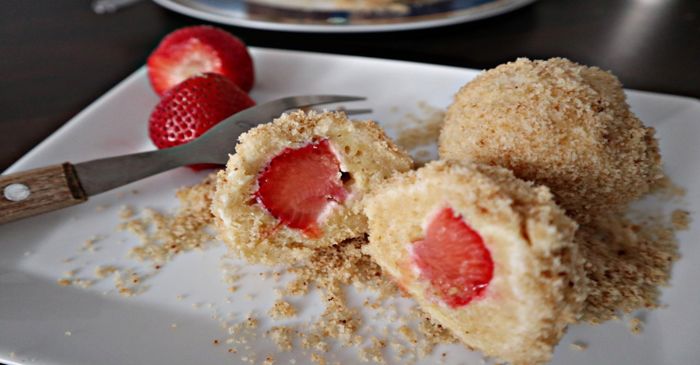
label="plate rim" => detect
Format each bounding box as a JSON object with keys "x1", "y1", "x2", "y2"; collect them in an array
[{"x1": 152, "y1": 0, "x2": 537, "y2": 33}]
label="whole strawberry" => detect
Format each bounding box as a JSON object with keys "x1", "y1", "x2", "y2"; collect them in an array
[
  {"x1": 147, "y1": 25, "x2": 254, "y2": 96},
  {"x1": 148, "y1": 73, "x2": 255, "y2": 156}
]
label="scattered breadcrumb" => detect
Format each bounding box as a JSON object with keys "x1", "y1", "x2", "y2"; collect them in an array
[
  {"x1": 64, "y1": 331, "x2": 72, "y2": 336},
  {"x1": 57, "y1": 278, "x2": 72, "y2": 287},
  {"x1": 94, "y1": 265, "x2": 118, "y2": 279},
  {"x1": 82, "y1": 235, "x2": 100, "y2": 252},
  {"x1": 672, "y1": 209, "x2": 691, "y2": 230},
  {"x1": 393, "y1": 102, "x2": 444, "y2": 150},
  {"x1": 628, "y1": 317, "x2": 644, "y2": 335},
  {"x1": 263, "y1": 355, "x2": 275, "y2": 365},
  {"x1": 569, "y1": 342, "x2": 588, "y2": 351},
  {"x1": 120, "y1": 174, "x2": 217, "y2": 265},
  {"x1": 267, "y1": 326, "x2": 294, "y2": 351},
  {"x1": 269, "y1": 300, "x2": 297, "y2": 320},
  {"x1": 359, "y1": 337, "x2": 386, "y2": 364},
  {"x1": 246, "y1": 315, "x2": 258, "y2": 329},
  {"x1": 386, "y1": 101, "x2": 444, "y2": 166},
  {"x1": 579, "y1": 197, "x2": 683, "y2": 323},
  {"x1": 310, "y1": 353, "x2": 326, "y2": 365},
  {"x1": 398, "y1": 325, "x2": 417, "y2": 344},
  {"x1": 119, "y1": 205, "x2": 134, "y2": 219}
]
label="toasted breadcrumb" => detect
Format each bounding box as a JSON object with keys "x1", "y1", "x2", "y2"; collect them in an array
[
  {"x1": 267, "y1": 326, "x2": 294, "y2": 351},
  {"x1": 310, "y1": 353, "x2": 326, "y2": 365},
  {"x1": 386, "y1": 101, "x2": 443, "y2": 166},
  {"x1": 269, "y1": 300, "x2": 297, "y2": 320},
  {"x1": 628, "y1": 317, "x2": 644, "y2": 334},
  {"x1": 119, "y1": 205, "x2": 134, "y2": 219},
  {"x1": 398, "y1": 325, "x2": 417, "y2": 344},
  {"x1": 672, "y1": 209, "x2": 691, "y2": 230},
  {"x1": 82, "y1": 236, "x2": 100, "y2": 252},
  {"x1": 391, "y1": 104, "x2": 443, "y2": 148},
  {"x1": 579, "y1": 207, "x2": 681, "y2": 323},
  {"x1": 246, "y1": 315, "x2": 258, "y2": 329},
  {"x1": 121, "y1": 174, "x2": 217, "y2": 265},
  {"x1": 359, "y1": 337, "x2": 386, "y2": 363},
  {"x1": 569, "y1": 342, "x2": 588, "y2": 351},
  {"x1": 94, "y1": 265, "x2": 118, "y2": 279}
]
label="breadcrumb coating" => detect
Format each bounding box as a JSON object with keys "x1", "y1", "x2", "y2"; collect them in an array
[{"x1": 439, "y1": 58, "x2": 662, "y2": 220}]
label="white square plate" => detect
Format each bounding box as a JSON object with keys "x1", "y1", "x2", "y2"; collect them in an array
[{"x1": 1, "y1": 48, "x2": 699, "y2": 365}]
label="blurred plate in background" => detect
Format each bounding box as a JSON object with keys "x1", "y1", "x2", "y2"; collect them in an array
[{"x1": 152, "y1": 0, "x2": 536, "y2": 32}]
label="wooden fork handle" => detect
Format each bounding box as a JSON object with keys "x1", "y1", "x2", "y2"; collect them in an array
[{"x1": 0, "y1": 163, "x2": 87, "y2": 224}]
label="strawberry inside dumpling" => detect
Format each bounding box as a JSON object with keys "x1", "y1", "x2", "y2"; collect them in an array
[
  {"x1": 411, "y1": 207, "x2": 493, "y2": 307},
  {"x1": 212, "y1": 110, "x2": 413, "y2": 264},
  {"x1": 362, "y1": 161, "x2": 586, "y2": 365},
  {"x1": 254, "y1": 139, "x2": 349, "y2": 238}
]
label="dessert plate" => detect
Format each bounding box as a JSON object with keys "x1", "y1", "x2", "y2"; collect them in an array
[
  {"x1": 152, "y1": 0, "x2": 536, "y2": 33},
  {"x1": 1, "y1": 48, "x2": 699, "y2": 365}
]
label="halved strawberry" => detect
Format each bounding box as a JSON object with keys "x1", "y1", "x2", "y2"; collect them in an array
[
  {"x1": 148, "y1": 73, "x2": 255, "y2": 169},
  {"x1": 147, "y1": 25, "x2": 254, "y2": 96},
  {"x1": 254, "y1": 139, "x2": 348, "y2": 238},
  {"x1": 411, "y1": 207, "x2": 493, "y2": 307}
]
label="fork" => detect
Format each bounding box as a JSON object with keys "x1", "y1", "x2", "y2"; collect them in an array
[{"x1": 0, "y1": 95, "x2": 368, "y2": 224}]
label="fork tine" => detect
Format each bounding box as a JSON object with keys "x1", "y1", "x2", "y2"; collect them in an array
[
  {"x1": 244, "y1": 95, "x2": 366, "y2": 121},
  {"x1": 312, "y1": 108, "x2": 373, "y2": 116},
  {"x1": 188, "y1": 95, "x2": 369, "y2": 165}
]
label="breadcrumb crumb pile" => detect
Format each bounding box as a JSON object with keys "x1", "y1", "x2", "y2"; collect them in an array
[{"x1": 121, "y1": 174, "x2": 217, "y2": 264}]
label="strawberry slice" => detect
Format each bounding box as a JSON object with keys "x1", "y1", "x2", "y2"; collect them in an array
[
  {"x1": 147, "y1": 25, "x2": 254, "y2": 95},
  {"x1": 411, "y1": 207, "x2": 493, "y2": 307},
  {"x1": 254, "y1": 139, "x2": 348, "y2": 238}
]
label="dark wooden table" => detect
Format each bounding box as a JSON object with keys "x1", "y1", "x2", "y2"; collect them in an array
[{"x1": 1, "y1": 0, "x2": 699, "y2": 171}]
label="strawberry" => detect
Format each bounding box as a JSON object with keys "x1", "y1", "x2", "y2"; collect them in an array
[
  {"x1": 411, "y1": 207, "x2": 493, "y2": 308},
  {"x1": 254, "y1": 139, "x2": 349, "y2": 238},
  {"x1": 148, "y1": 73, "x2": 255, "y2": 168},
  {"x1": 147, "y1": 25, "x2": 254, "y2": 96}
]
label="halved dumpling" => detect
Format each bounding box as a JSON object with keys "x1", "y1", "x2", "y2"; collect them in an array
[
  {"x1": 212, "y1": 110, "x2": 412, "y2": 264},
  {"x1": 362, "y1": 160, "x2": 587, "y2": 365}
]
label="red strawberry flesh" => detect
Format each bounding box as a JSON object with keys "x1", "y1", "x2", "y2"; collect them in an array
[
  {"x1": 254, "y1": 139, "x2": 348, "y2": 238},
  {"x1": 411, "y1": 207, "x2": 493, "y2": 307},
  {"x1": 147, "y1": 25, "x2": 254, "y2": 95}
]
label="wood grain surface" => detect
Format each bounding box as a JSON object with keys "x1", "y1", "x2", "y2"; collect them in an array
[{"x1": 0, "y1": 163, "x2": 86, "y2": 224}]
